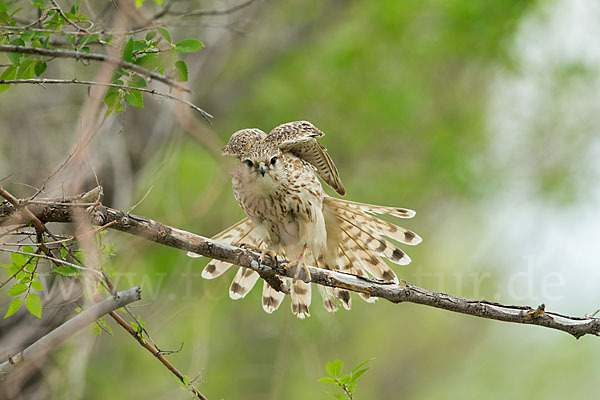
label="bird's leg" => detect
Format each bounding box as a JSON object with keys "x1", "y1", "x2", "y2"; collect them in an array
[
  {"x1": 285, "y1": 245, "x2": 311, "y2": 282},
  {"x1": 240, "y1": 244, "x2": 278, "y2": 267}
]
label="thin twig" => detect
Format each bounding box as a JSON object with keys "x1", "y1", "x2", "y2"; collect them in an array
[
  {"x1": 49, "y1": 0, "x2": 92, "y2": 32},
  {"x1": 0, "y1": 78, "x2": 212, "y2": 120},
  {"x1": 0, "y1": 45, "x2": 189, "y2": 92},
  {"x1": 167, "y1": 0, "x2": 259, "y2": 17}
]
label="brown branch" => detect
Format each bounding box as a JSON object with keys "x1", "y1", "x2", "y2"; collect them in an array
[
  {"x1": 0, "y1": 286, "x2": 142, "y2": 377},
  {"x1": 0, "y1": 78, "x2": 212, "y2": 121},
  {"x1": 2, "y1": 187, "x2": 600, "y2": 339},
  {"x1": 107, "y1": 311, "x2": 208, "y2": 400},
  {"x1": 0, "y1": 45, "x2": 189, "y2": 92}
]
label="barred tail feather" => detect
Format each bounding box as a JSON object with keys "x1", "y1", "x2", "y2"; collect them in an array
[
  {"x1": 262, "y1": 280, "x2": 285, "y2": 313},
  {"x1": 229, "y1": 267, "x2": 260, "y2": 300},
  {"x1": 291, "y1": 280, "x2": 311, "y2": 319}
]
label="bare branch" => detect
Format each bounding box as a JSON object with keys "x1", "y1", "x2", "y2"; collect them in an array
[
  {"x1": 0, "y1": 45, "x2": 189, "y2": 92},
  {"x1": 2, "y1": 187, "x2": 600, "y2": 339},
  {"x1": 0, "y1": 286, "x2": 142, "y2": 377},
  {"x1": 0, "y1": 78, "x2": 212, "y2": 121}
]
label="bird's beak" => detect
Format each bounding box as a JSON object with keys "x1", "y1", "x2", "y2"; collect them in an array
[{"x1": 258, "y1": 164, "x2": 268, "y2": 176}]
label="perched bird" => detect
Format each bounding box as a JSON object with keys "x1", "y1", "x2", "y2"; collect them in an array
[{"x1": 188, "y1": 121, "x2": 421, "y2": 318}]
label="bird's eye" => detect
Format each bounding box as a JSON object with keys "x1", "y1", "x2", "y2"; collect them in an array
[
  {"x1": 270, "y1": 157, "x2": 278, "y2": 165},
  {"x1": 244, "y1": 160, "x2": 253, "y2": 168}
]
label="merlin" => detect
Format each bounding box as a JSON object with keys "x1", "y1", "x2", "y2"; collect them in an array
[{"x1": 189, "y1": 121, "x2": 421, "y2": 318}]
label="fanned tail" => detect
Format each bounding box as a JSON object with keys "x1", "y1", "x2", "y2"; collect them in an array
[{"x1": 324, "y1": 197, "x2": 420, "y2": 303}]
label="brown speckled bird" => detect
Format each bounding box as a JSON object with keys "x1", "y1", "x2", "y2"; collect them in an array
[{"x1": 188, "y1": 121, "x2": 421, "y2": 318}]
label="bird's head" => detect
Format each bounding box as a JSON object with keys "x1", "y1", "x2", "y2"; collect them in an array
[{"x1": 239, "y1": 145, "x2": 284, "y2": 189}]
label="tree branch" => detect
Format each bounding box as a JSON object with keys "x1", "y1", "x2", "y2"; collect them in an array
[
  {"x1": 0, "y1": 78, "x2": 212, "y2": 120},
  {"x1": 0, "y1": 45, "x2": 189, "y2": 92},
  {"x1": 2, "y1": 187, "x2": 599, "y2": 339},
  {"x1": 0, "y1": 286, "x2": 142, "y2": 377}
]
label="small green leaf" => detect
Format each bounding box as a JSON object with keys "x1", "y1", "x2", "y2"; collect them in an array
[
  {"x1": 174, "y1": 60, "x2": 188, "y2": 82},
  {"x1": 174, "y1": 38, "x2": 204, "y2": 53},
  {"x1": 8, "y1": 283, "x2": 28, "y2": 296},
  {"x1": 23, "y1": 246, "x2": 34, "y2": 254},
  {"x1": 31, "y1": 280, "x2": 43, "y2": 291},
  {"x1": 11, "y1": 252, "x2": 26, "y2": 266},
  {"x1": 0, "y1": 65, "x2": 17, "y2": 94},
  {"x1": 326, "y1": 359, "x2": 343, "y2": 377},
  {"x1": 0, "y1": 3, "x2": 7, "y2": 13},
  {"x1": 351, "y1": 358, "x2": 374, "y2": 374},
  {"x1": 338, "y1": 374, "x2": 351, "y2": 385},
  {"x1": 29, "y1": 0, "x2": 44, "y2": 10},
  {"x1": 347, "y1": 381, "x2": 356, "y2": 394},
  {"x1": 318, "y1": 377, "x2": 337, "y2": 383},
  {"x1": 91, "y1": 322, "x2": 102, "y2": 335},
  {"x1": 157, "y1": 27, "x2": 171, "y2": 44},
  {"x1": 132, "y1": 39, "x2": 148, "y2": 53},
  {"x1": 125, "y1": 89, "x2": 143, "y2": 108},
  {"x1": 328, "y1": 394, "x2": 346, "y2": 400},
  {"x1": 350, "y1": 367, "x2": 369, "y2": 383},
  {"x1": 17, "y1": 60, "x2": 36, "y2": 79},
  {"x1": 99, "y1": 317, "x2": 113, "y2": 335},
  {"x1": 4, "y1": 297, "x2": 23, "y2": 318},
  {"x1": 123, "y1": 37, "x2": 133, "y2": 63},
  {"x1": 26, "y1": 293, "x2": 42, "y2": 318},
  {"x1": 129, "y1": 74, "x2": 147, "y2": 88},
  {"x1": 53, "y1": 265, "x2": 79, "y2": 276},
  {"x1": 145, "y1": 31, "x2": 157, "y2": 41},
  {"x1": 157, "y1": 48, "x2": 177, "y2": 72}
]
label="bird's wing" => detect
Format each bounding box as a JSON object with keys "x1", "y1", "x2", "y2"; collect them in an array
[{"x1": 266, "y1": 121, "x2": 346, "y2": 196}]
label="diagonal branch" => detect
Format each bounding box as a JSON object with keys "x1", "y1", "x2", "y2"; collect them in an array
[
  {"x1": 0, "y1": 45, "x2": 188, "y2": 92},
  {"x1": 0, "y1": 286, "x2": 142, "y2": 377},
  {"x1": 1, "y1": 187, "x2": 600, "y2": 339}
]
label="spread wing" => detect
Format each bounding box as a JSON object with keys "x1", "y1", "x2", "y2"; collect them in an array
[{"x1": 266, "y1": 121, "x2": 346, "y2": 196}]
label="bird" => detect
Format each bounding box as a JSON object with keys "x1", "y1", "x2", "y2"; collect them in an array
[{"x1": 188, "y1": 121, "x2": 421, "y2": 318}]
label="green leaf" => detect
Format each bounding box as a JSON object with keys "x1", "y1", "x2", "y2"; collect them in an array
[
  {"x1": 53, "y1": 265, "x2": 79, "y2": 276},
  {"x1": 0, "y1": 65, "x2": 17, "y2": 94},
  {"x1": 26, "y1": 293, "x2": 42, "y2": 318},
  {"x1": 17, "y1": 60, "x2": 36, "y2": 79},
  {"x1": 338, "y1": 374, "x2": 351, "y2": 385},
  {"x1": 351, "y1": 358, "x2": 374, "y2": 374},
  {"x1": 91, "y1": 322, "x2": 101, "y2": 335},
  {"x1": 350, "y1": 367, "x2": 369, "y2": 383},
  {"x1": 157, "y1": 27, "x2": 171, "y2": 44},
  {"x1": 157, "y1": 48, "x2": 177, "y2": 72},
  {"x1": 134, "y1": 53, "x2": 158, "y2": 69},
  {"x1": 11, "y1": 252, "x2": 26, "y2": 266},
  {"x1": 0, "y1": 3, "x2": 7, "y2": 13},
  {"x1": 23, "y1": 246, "x2": 34, "y2": 254},
  {"x1": 31, "y1": 280, "x2": 43, "y2": 291},
  {"x1": 123, "y1": 37, "x2": 133, "y2": 63},
  {"x1": 132, "y1": 39, "x2": 148, "y2": 53},
  {"x1": 328, "y1": 394, "x2": 347, "y2": 400},
  {"x1": 8, "y1": 283, "x2": 27, "y2": 296},
  {"x1": 4, "y1": 297, "x2": 23, "y2": 318},
  {"x1": 174, "y1": 38, "x2": 204, "y2": 53},
  {"x1": 174, "y1": 60, "x2": 188, "y2": 82},
  {"x1": 346, "y1": 381, "x2": 356, "y2": 394},
  {"x1": 318, "y1": 377, "x2": 337, "y2": 383},
  {"x1": 125, "y1": 89, "x2": 143, "y2": 108},
  {"x1": 99, "y1": 317, "x2": 113, "y2": 335},
  {"x1": 34, "y1": 61, "x2": 47, "y2": 76},
  {"x1": 326, "y1": 359, "x2": 343, "y2": 377},
  {"x1": 29, "y1": 0, "x2": 44, "y2": 10},
  {"x1": 129, "y1": 74, "x2": 147, "y2": 88},
  {"x1": 135, "y1": 0, "x2": 144, "y2": 7},
  {"x1": 145, "y1": 31, "x2": 156, "y2": 41}
]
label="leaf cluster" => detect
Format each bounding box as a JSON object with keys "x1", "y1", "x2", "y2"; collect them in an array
[{"x1": 318, "y1": 358, "x2": 374, "y2": 400}]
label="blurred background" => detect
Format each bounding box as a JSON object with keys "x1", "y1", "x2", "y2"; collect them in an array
[{"x1": 2, "y1": 0, "x2": 600, "y2": 398}]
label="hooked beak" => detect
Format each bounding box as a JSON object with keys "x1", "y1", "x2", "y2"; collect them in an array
[{"x1": 258, "y1": 164, "x2": 268, "y2": 176}]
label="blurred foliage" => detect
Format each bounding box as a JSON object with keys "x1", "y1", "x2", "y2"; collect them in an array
[{"x1": 3, "y1": 0, "x2": 600, "y2": 399}]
